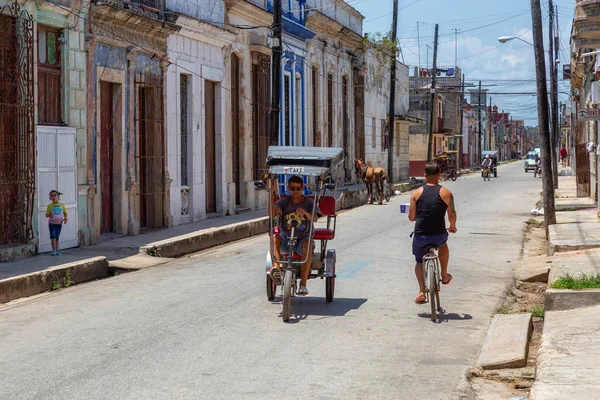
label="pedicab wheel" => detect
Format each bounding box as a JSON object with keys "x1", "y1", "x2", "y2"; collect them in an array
[
  {"x1": 451, "y1": 171, "x2": 457, "y2": 182},
  {"x1": 429, "y1": 264, "x2": 437, "y2": 322},
  {"x1": 266, "y1": 275, "x2": 276, "y2": 301},
  {"x1": 282, "y1": 271, "x2": 293, "y2": 322},
  {"x1": 326, "y1": 276, "x2": 335, "y2": 303}
]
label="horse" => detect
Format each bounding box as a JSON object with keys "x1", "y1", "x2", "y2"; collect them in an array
[{"x1": 354, "y1": 159, "x2": 387, "y2": 205}]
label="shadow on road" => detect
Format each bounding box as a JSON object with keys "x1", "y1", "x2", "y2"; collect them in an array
[
  {"x1": 281, "y1": 297, "x2": 368, "y2": 323},
  {"x1": 418, "y1": 312, "x2": 473, "y2": 323}
]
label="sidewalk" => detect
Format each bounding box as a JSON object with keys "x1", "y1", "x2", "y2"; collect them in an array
[
  {"x1": 0, "y1": 210, "x2": 267, "y2": 281},
  {"x1": 529, "y1": 172, "x2": 600, "y2": 399}
]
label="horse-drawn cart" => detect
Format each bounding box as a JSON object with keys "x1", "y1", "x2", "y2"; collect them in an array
[{"x1": 433, "y1": 151, "x2": 458, "y2": 181}]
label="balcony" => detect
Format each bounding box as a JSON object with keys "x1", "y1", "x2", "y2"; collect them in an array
[{"x1": 573, "y1": 0, "x2": 600, "y2": 49}]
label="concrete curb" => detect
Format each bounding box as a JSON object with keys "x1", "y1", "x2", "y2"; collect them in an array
[
  {"x1": 141, "y1": 217, "x2": 270, "y2": 259},
  {"x1": 0, "y1": 256, "x2": 108, "y2": 304},
  {"x1": 545, "y1": 288, "x2": 600, "y2": 311},
  {"x1": 336, "y1": 181, "x2": 422, "y2": 211}
]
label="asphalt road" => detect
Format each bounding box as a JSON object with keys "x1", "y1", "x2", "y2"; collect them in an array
[{"x1": 0, "y1": 162, "x2": 541, "y2": 400}]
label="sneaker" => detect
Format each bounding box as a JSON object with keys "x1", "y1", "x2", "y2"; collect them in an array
[
  {"x1": 51, "y1": 251, "x2": 57, "y2": 256},
  {"x1": 269, "y1": 267, "x2": 282, "y2": 286},
  {"x1": 56, "y1": 251, "x2": 62, "y2": 256},
  {"x1": 297, "y1": 286, "x2": 309, "y2": 296}
]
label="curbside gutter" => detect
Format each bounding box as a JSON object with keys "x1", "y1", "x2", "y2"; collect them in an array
[{"x1": 0, "y1": 257, "x2": 108, "y2": 304}]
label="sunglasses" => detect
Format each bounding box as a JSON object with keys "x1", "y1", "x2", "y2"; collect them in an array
[{"x1": 289, "y1": 186, "x2": 303, "y2": 192}]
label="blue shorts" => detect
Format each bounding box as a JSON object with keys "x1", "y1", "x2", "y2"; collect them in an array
[
  {"x1": 49, "y1": 223, "x2": 62, "y2": 240},
  {"x1": 412, "y1": 232, "x2": 448, "y2": 263},
  {"x1": 279, "y1": 237, "x2": 309, "y2": 256}
]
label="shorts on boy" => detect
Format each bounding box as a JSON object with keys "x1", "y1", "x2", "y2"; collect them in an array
[
  {"x1": 49, "y1": 223, "x2": 62, "y2": 240},
  {"x1": 412, "y1": 232, "x2": 448, "y2": 263},
  {"x1": 279, "y1": 235, "x2": 308, "y2": 256}
]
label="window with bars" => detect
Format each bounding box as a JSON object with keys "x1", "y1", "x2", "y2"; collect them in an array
[
  {"x1": 38, "y1": 25, "x2": 62, "y2": 125},
  {"x1": 381, "y1": 119, "x2": 388, "y2": 150},
  {"x1": 180, "y1": 74, "x2": 189, "y2": 187},
  {"x1": 371, "y1": 117, "x2": 376, "y2": 148}
]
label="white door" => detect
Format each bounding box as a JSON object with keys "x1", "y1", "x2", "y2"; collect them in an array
[{"x1": 37, "y1": 126, "x2": 79, "y2": 253}]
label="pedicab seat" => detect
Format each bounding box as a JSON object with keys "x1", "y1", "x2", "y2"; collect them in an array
[{"x1": 313, "y1": 196, "x2": 336, "y2": 241}]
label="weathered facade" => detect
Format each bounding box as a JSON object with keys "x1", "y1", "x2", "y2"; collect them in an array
[
  {"x1": 0, "y1": 0, "x2": 90, "y2": 257},
  {"x1": 86, "y1": 0, "x2": 178, "y2": 240},
  {"x1": 408, "y1": 66, "x2": 463, "y2": 176},
  {"x1": 165, "y1": 0, "x2": 238, "y2": 225}
]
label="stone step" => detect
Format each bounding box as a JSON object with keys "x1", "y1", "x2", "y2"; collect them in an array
[{"x1": 477, "y1": 313, "x2": 533, "y2": 370}]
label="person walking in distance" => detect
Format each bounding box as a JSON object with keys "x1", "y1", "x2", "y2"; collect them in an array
[
  {"x1": 46, "y1": 190, "x2": 68, "y2": 256},
  {"x1": 560, "y1": 146, "x2": 568, "y2": 168},
  {"x1": 408, "y1": 163, "x2": 457, "y2": 304}
]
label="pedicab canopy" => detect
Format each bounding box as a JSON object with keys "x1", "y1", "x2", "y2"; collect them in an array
[
  {"x1": 266, "y1": 146, "x2": 344, "y2": 178},
  {"x1": 482, "y1": 150, "x2": 499, "y2": 158}
]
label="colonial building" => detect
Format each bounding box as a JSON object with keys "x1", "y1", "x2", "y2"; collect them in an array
[
  {"x1": 165, "y1": 0, "x2": 238, "y2": 224},
  {"x1": 0, "y1": 0, "x2": 89, "y2": 257},
  {"x1": 86, "y1": 0, "x2": 178, "y2": 240}
]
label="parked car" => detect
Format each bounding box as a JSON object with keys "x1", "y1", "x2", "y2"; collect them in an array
[{"x1": 524, "y1": 152, "x2": 537, "y2": 172}]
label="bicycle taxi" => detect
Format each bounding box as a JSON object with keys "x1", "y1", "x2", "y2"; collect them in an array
[{"x1": 258, "y1": 146, "x2": 343, "y2": 322}]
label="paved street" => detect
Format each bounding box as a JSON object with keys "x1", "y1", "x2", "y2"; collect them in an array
[{"x1": 0, "y1": 162, "x2": 540, "y2": 400}]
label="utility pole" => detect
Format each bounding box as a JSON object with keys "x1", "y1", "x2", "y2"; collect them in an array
[
  {"x1": 531, "y1": 0, "x2": 556, "y2": 234},
  {"x1": 548, "y1": 0, "x2": 559, "y2": 188},
  {"x1": 458, "y1": 73, "x2": 465, "y2": 170},
  {"x1": 417, "y1": 22, "x2": 421, "y2": 72},
  {"x1": 427, "y1": 24, "x2": 439, "y2": 162},
  {"x1": 488, "y1": 97, "x2": 492, "y2": 152},
  {"x1": 269, "y1": 0, "x2": 283, "y2": 146},
  {"x1": 453, "y1": 28, "x2": 459, "y2": 69},
  {"x1": 387, "y1": 0, "x2": 399, "y2": 183},
  {"x1": 478, "y1": 80, "x2": 482, "y2": 163}
]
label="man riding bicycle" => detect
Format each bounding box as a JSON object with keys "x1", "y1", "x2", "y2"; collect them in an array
[
  {"x1": 408, "y1": 162, "x2": 458, "y2": 304},
  {"x1": 267, "y1": 176, "x2": 322, "y2": 296},
  {"x1": 481, "y1": 155, "x2": 493, "y2": 175}
]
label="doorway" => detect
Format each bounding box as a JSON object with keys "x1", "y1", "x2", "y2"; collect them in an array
[
  {"x1": 205, "y1": 81, "x2": 217, "y2": 213},
  {"x1": 100, "y1": 81, "x2": 114, "y2": 234},
  {"x1": 231, "y1": 55, "x2": 241, "y2": 206},
  {"x1": 138, "y1": 83, "x2": 165, "y2": 230}
]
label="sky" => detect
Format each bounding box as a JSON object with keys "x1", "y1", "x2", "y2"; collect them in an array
[{"x1": 350, "y1": 0, "x2": 575, "y2": 126}]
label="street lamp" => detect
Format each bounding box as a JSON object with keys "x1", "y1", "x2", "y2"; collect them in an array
[
  {"x1": 497, "y1": 36, "x2": 559, "y2": 62},
  {"x1": 498, "y1": 35, "x2": 534, "y2": 46}
]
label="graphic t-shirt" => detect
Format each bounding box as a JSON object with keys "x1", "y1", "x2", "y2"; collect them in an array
[
  {"x1": 275, "y1": 196, "x2": 322, "y2": 240},
  {"x1": 46, "y1": 202, "x2": 66, "y2": 225}
]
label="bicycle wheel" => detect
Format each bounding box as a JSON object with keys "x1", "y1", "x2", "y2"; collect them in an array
[
  {"x1": 429, "y1": 263, "x2": 437, "y2": 322},
  {"x1": 282, "y1": 270, "x2": 293, "y2": 322},
  {"x1": 384, "y1": 182, "x2": 391, "y2": 202}
]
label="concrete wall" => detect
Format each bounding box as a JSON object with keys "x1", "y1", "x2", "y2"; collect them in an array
[
  {"x1": 167, "y1": 0, "x2": 225, "y2": 23},
  {"x1": 166, "y1": 26, "x2": 236, "y2": 225},
  {"x1": 306, "y1": 0, "x2": 363, "y2": 35}
]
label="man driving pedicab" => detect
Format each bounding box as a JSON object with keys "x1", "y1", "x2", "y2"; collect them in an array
[{"x1": 267, "y1": 175, "x2": 322, "y2": 296}]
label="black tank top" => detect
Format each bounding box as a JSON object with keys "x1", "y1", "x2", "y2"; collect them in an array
[{"x1": 415, "y1": 185, "x2": 447, "y2": 235}]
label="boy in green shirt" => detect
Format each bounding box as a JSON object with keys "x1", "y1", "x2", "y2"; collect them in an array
[{"x1": 46, "y1": 190, "x2": 68, "y2": 256}]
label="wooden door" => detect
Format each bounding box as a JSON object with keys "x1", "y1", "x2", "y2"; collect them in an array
[
  {"x1": 100, "y1": 81, "x2": 113, "y2": 233},
  {"x1": 205, "y1": 81, "x2": 217, "y2": 213},
  {"x1": 231, "y1": 56, "x2": 241, "y2": 205}
]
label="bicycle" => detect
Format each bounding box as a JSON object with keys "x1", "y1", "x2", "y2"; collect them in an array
[
  {"x1": 383, "y1": 179, "x2": 391, "y2": 202},
  {"x1": 482, "y1": 167, "x2": 491, "y2": 181},
  {"x1": 422, "y1": 245, "x2": 443, "y2": 322}
]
